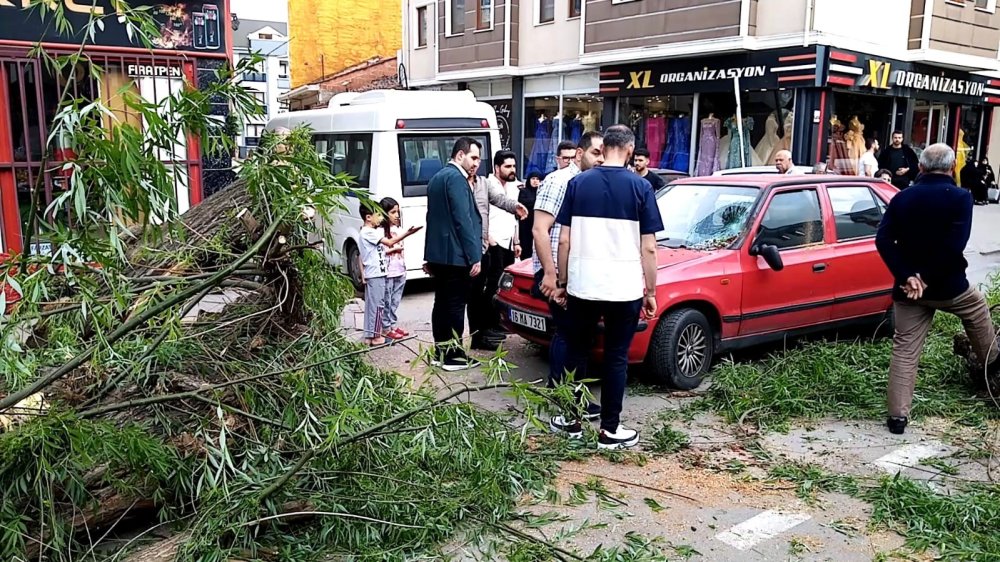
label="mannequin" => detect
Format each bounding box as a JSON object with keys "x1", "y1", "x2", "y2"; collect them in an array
[
  {"x1": 582, "y1": 111, "x2": 598, "y2": 133},
  {"x1": 695, "y1": 112, "x2": 722, "y2": 176},
  {"x1": 845, "y1": 116, "x2": 866, "y2": 172},
  {"x1": 716, "y1": 127, "x2": 731, "y2": 170},
  {"x1": 662, "y1": 113, "x2": 691, "y2": 172},
  {"x1": 646, "y1": 113, "x2": 667, "y2": 168},
  {"x1": 569, "y1": 112, "x2": 584, "y2": 144},
  {"x1": 724, "y1": 115, "x2": 755, "y2": 169},
  {"x1": 956, "y1": 128, "x2": 970, "y2": 182},
  {"x1": 827, "y1": 115, "x2": 854, "y2": 175},
  {"x1": 527, "y1": 112, "x2": 552, "y2": 174},
  {"x1": 767, "y1": 112, "x2": 795, "y2": 164},
  {"x1": 754, "y1": 113, "x2": 781, "y2": 166}
]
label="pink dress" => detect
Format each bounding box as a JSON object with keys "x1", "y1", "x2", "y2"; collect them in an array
[{"x1": 645, "y1": 115, "x2": 667, "y2": 168}]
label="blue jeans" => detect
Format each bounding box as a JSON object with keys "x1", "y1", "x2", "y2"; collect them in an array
[{"x1": 565, "y1": 296, "x2": 642, "y2": 432}]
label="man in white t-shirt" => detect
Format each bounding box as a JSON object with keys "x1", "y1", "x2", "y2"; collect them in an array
[
  {"x1": 479, "y1": 150, "x2": 522, "y2": 347},
  {"x1": 859, "y1": 138, "x2": 880, "y2": 177}
]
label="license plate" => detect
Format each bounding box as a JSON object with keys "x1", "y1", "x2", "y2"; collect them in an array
[{"x1": 510, "y1": 309, "x2": 546, "y2": 332}]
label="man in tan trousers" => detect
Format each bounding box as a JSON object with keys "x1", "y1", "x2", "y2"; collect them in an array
[{"x1": 875, "y1": 143, "x2": 999, "y2": 435}]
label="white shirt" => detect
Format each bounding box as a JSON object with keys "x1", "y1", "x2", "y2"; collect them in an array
[
  {"x1": 859, "y1": 152, "x2": 879, "y2": 176},
  {"x1": 487, "y1": 175, "x2": 520, "y2": 251},
  {"x1": 359, "y1": 226, "x2": 388, "y2": 279}
]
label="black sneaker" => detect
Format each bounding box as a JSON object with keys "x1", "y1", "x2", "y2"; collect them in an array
[
  {"x1": 583, "y1": 402, "x2": 601, "y2": 421},
  {"x1": 598, "y1": 425, "x2": 640, "y2": 450},
  {"x1": 438, "y1": 355, "x2": 481, "y2": 372},
  {"x1": 471, "y1": 337, "x2": 503, "y2": 351},
  {"x1": 887, "y1": 416, "x2": 908, "y2": 435},
  {"x1": 549, "y1": 416, "x2": 583, "y2": 438}
]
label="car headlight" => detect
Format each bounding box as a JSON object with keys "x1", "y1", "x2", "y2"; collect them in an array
[{"x1": 499, "y1": 272, "x2": 514, "y2": 291}]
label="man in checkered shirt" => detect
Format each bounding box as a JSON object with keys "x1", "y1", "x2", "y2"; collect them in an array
[{"x1": 530, "y1": 130, "x2": 605, "y2": 417}]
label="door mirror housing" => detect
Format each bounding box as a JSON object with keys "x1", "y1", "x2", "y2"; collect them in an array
[{"x1": 750, "y1": 243, "x2": 784, "y2": 271}]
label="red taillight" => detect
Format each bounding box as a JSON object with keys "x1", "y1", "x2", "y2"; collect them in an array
[
  {"x1": 481, "y1": 119, "x2": 489, "y2": 128},
  {"x1": 396, "y1": 120, "x2": 406, "y2": 129}
]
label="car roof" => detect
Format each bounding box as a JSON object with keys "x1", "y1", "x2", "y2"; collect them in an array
[{"x1": 671, "y1": 174, "x2": 890, "y2": 189}]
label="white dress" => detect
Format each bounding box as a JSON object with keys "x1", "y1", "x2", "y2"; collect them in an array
[{"x1": 754, "y1": 114, "x2": 780, "y2": 166}]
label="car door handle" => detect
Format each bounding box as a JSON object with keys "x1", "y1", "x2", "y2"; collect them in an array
[{"x1": 813, "y1": 263, "x2": 827, "y2": 273}]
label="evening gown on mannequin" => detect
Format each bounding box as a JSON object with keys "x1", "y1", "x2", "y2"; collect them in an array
[
  {"x1": 754, "y1": 114, "x2": 781, "y2": 165},
  {"x1": 695, "y1": 116, "x2": 721, "y2": 176},
  {"x1": 662, "y1": 115, "x2": 691, "y2": 171},
  {"x1": 724, "y1": 116, "x2": 754, "y2": 169},
  {"x1": 646, "y1": 115, "x2": 667, "y2": 168},
  {"x1": 716, "y1": 130, "x2": 731, "y2": 170},
  {"x1": 582, "y1": 112, "x2": 598, "y2": 133},
  {"x1": 569, "y1": 116, "x2": 584, "y2": 145},
  {"x1": 527, "y1": 117, "x2": 552, "y2": 175},
  {"x1": 548, "y1": 116, "x2": 562, "y2": 170},
  {"x1": 767, "y1": 112, "x2": 795, "y2": 164},
  {"x1": 827, "y1": 120, "x2": 854, "y2": 175},
  {"x1": 845, "y1": 117, "x2": 866, "y2": 173}
]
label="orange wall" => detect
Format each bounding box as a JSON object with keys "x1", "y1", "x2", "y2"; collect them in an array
[{"x1": 288, "y1": 0, "x2": 402, "y2": 87}]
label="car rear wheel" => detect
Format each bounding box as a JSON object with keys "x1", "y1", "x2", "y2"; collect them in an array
[
  {"x1": 345, "y1": 240, "x2": 363, "y2": 291},
  {"x1": 645, "y1": 308, "x2": 714, "y2": 390}
]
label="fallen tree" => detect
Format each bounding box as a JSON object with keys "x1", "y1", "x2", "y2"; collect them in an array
[{"x1": 0, "y1": 6, "x2": 556, "y2": 561}]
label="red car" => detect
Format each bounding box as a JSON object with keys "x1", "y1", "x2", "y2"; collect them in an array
[{"x1": 496, "y1": 175, "x2": 897, "y2": 389}]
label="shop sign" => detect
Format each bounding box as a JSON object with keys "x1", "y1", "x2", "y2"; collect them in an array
[
  {"x1": 599, "y1": 48, "x2": 820, "y2": 95},
  {"x1": 830, "y1": 51, "x2": 988, "y2": 101},
  {"x1": 0, "y1": 1, "x2": 227, "y2": 54},
  {"x1": 127, "y1": 63, "x2": 183, "y2": 78}
]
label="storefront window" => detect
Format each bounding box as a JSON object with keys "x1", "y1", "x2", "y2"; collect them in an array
[
  {"x1": 620, "y1": 95, "x2": 693, "y2": 171},
  {"x1": 825, "y1": 93, "x2": 893, "y2": 176},
  {"x1": 956, "y1": 105, "x2": 984, "y2": 180},
  {"x1": 524, "y1": 94, "x2": 602, "y2": 175}
]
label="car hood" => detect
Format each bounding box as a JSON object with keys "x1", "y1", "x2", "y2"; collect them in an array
[{"x1": 505, "y1": 247, "x2": 709, "y2": 277}]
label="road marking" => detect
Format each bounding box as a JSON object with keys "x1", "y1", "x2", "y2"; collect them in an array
[
  {"x1": 872, "y1": 442, "x2": 947, "y2": 473},
  {"x1": 715, "y1": 510, "x2": 812, "y2": 551}
]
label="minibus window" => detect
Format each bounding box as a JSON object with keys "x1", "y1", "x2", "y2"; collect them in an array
[
  {"x1": 398, "y1": 133, "x2": 490, "y2": 198},
  {"x1": 329, "y1": 133, "x2": 373, "y2": 188}
]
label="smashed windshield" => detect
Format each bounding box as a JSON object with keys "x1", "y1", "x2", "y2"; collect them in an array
[{"x1": 655, "y1": 184, "x2": 760, "y2": 250}]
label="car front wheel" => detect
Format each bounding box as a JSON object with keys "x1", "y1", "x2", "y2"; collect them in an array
[{"x1": 645, "y1": 308, "x2": 714, "y2": 390}]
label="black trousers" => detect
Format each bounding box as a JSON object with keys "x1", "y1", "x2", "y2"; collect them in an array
[
  {"x1": 466, "y1": 250, "x2": 492, "y2": 342},
  {"x1": 427, "y1": 263, "x2": 472, "y2": 360},
  {"x1": 483, "y1": 245, "x2": 516, "y2": 332}
]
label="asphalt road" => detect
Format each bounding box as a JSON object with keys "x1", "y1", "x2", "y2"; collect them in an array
[{"x1": 343, "y1": 203, "x2": 1000, "y2": 561}]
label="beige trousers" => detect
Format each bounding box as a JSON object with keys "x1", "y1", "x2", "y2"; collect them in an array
[{"x1": 888, "y1": 287, "x2": 998, "y2": 418}]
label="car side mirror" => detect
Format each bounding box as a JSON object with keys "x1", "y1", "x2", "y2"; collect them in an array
[{"x1": 750, "y1": 243, "x2": 784, "y2": 272}]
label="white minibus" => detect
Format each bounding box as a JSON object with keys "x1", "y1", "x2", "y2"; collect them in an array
[{"x1": 266, "y1": 89, "x2": 501, "y2": 287}]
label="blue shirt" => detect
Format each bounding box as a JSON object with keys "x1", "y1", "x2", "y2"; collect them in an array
[{"x1": 556, "y1": 166, "x2": 664, "y2": 301}]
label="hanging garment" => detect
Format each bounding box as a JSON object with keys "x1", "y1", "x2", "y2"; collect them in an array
[
  {"x1": 767, "y1": 112, "x2": 795, "y2": 165},
  {"x1": 716, "y1": 129, "x2": 731, "y2": 170},
  {"x1": 582, "y1": 112, "x2": 598, "y2": 133},
  {"x1": 956, "y1": 129, "x2": 970, "y2": 183},
  {"x1": 844, "y1": 117, "x2": 866, "y2": 173},
  {"x1": 527, "y1": 118, "x2": 552, "y2": 175},
  {"x1": 645, "y1": 115, "x2": 667, "y2": 168},
  {"x1": 827, "y1": 122, "x2": 854, "y2": 175},
  {"x1": 569, "y1": 118, "x2": 584, "y2": 145},
  {"x1": 695, "y1": 117, "x2": 721, "y2": 176},
  {"x1": 548, "y1": 116, "x2": 562, "y2": 171},
  {"x1": 725, "y1": 116, "x2": 754, "y2": 169},
  {"x1": 662, "y1": 115, "x2": 691, "y2": 172},
  {"x1": 754, "y1": 113, "x2": 781, "y2": 166}
]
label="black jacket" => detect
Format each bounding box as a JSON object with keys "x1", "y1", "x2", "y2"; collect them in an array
[
  {"x1": 877, "y1": 145, "x2": 919, "y2": 190},
  {"x1": 424, "y1": 163, "x2": 482, "y2": 267},
  {"x1": 875, "y1": 173, "x2": 973, "y2": 302}
]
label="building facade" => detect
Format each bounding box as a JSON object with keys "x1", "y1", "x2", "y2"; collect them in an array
[
  {"x1": 400, "y1": 0, "x2": 1000, "y2": 176},
  {"x1": 0, "y1": 0, "x2": 234, "y2": 254},
  {"x1": 231, "y1": 18, "x2": 290, "y2": 157},
  {"x1": 288, "y1": 0, "x2": 402, "y2": 87}
]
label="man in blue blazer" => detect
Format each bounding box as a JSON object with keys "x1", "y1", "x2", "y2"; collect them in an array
[{"x1": 424, "y1": 137, "x2": 484, "y2": 371}]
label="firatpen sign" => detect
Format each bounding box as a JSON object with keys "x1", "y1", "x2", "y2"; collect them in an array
[{"x1": 127, "y1": 64, "x2": 183, "y2": 79}]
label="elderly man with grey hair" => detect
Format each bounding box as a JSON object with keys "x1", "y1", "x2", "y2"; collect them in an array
[{"x1": 875, "y1": 142, "x2": 999, "y2": 435}]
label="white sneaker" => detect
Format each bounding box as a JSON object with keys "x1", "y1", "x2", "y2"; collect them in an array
[
  {"x1": 598, "y1": 425, "x2": 639, "y2": 450},
  {"x1": 549, "y1": 416, "x2": 583, "y2": 439}
]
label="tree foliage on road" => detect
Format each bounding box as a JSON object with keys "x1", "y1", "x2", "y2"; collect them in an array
[{"x1": 0, "y1": 4, "x2": 554, "y2": 560}]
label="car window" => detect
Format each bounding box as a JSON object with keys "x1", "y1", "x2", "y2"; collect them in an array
[
  {"x1": 756, "y1": 189, "x2": 824, "y2": 250},
  {"x1": 828, "y1": 186, "x2": 884, "y2": 241},
  {"x1": 399, "y1": 133, "x2": 490, "y2": 198},
  {"x1": 314, "y1": 133, "x2": 373, "y2": 188},
  {"x1": 655, "y1": 184, "x2": 759, "y2": 249}
]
